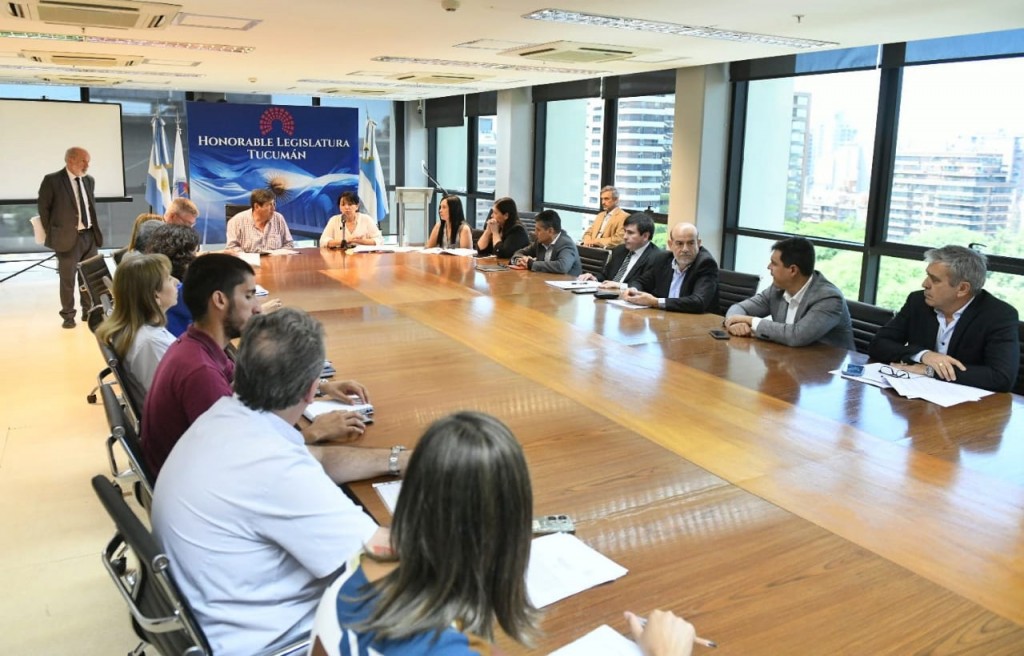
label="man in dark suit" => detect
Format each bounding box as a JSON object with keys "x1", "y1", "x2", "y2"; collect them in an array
[
  {"x1": 511, "y1": 209, "x2": 582, "y2": 276},
  {"x1": 869, "y1": 245, "x2": 1019, "y2": 392},
  {"x1": 623, "y1": 222, "x2": 719, "y2": 313},
  {"x1": 38, "y1": 147, "x2": 103, "y2": 328},
  {"x1": 578, "y1": 212, "x2": 659, "y2": 286}
]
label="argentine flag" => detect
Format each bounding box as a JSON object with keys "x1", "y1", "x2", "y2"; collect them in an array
[
  {"x1": 146, "y1": 115, "x2": 172, "y2": 215},
  {"x1": 358, "y1": 118, "x2": 388, "y2": 221}
]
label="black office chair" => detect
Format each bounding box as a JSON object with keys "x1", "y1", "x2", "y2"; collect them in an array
[
  {"x1": 716, "y1": 269, "x2": 761, "y2": 316},
  {"x1": 94, "y1": 333, "x2": 144, "y2": 433},
  {"x1": 519, "y1": 212, "x2": 537, "y2": 243},
  {"x1": 471, "y1": 228, "x2": 484, "y2": 246},
  {"x1": 225, "y1": 203, "x2": 249, "y2": 223},
  {"x1": 92, "y1": 474, "x2": 310, "y2": 656},
  {"x1": 848, "y1": 300, "x2": 896, "y2": 355},
  {"x1": 77, "y1": 254, "x2": 113, "y2": 327},
  {"x1": 578, "y1": 245, "x2": 611, "y2": 277},
  {"x1": 1014, "y1": 322, "x2": 1024, "y2": 396},
  {"x1": 101, "y1": 382, "x2": 154, "y2": 512}
]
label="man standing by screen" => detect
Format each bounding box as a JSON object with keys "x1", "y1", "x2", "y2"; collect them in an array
[{"x1": 38, "y1": 147, "x2": 103, "y2": 328}]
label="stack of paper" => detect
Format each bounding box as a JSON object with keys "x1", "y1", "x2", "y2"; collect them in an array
[
  {"x1": 302, "y1": 399, "x2": 374, "y2": 422},
  {"x1": 834, "y1": 362, "x2": 994, "y2": 406}
]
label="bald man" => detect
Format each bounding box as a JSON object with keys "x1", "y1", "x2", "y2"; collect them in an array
[
  {"x1": 165, "y1": 198, "x2": 199, "y2": 227},
  {"x1": 621, "y1": 222, "x2": 719, "y2": 313},
  {"x1": 38, "y1": 147, "x2": 103, "y2": 328}
]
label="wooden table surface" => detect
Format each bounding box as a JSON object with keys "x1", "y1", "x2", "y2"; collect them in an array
[{"x1": 257, "y1": 249, "x2": 1024, "y2": 654}]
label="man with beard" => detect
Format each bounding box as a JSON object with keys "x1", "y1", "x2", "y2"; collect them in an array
[
  {"x1": 141, "y1": 254, "x2": 381, "y2": 477},
  {"x1": 622, "y1": 222, "x2": 720, "y2": 313}
]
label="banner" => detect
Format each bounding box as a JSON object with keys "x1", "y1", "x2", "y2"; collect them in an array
[{"x1": 186, "y1": 102, "x2": 359, "y2": 243}]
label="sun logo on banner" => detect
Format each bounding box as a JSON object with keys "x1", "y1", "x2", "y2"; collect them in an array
[{"x1": 259, "y1": 107, "x2": 295, "y2": 136}]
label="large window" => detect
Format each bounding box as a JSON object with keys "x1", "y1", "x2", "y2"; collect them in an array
[
  {"x1": 436, "y1": 125, "x2": 467, "y2": 193},
  {"x1": 889, "y1": 58, "x2": 1024, "y2": 256},
  {"x1": 612, "y1": 94, "x2": 675, "y2": 213},
  {"x1": 738, "y1": 70, "x2": 879, "y2": 244}
]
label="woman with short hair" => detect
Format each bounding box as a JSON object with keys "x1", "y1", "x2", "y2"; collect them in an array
[
  {"x1": 310, "y1": 411, "x2": 538, "y2": 655},
  {"x1": 476, "y1": 197, "x2": 529, "y2": 259}
]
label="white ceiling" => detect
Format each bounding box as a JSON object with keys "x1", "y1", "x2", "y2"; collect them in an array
[{"x1": 1, "y1": 0, "x2": 1023, "y2": 100}]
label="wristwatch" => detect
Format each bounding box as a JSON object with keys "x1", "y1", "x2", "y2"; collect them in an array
[
  {"x1": 923, "y1": 365, "x2": 936, "y2": 378},
  {"x1": 388, "y1": 445, "x2": 406, "y2": 476}
]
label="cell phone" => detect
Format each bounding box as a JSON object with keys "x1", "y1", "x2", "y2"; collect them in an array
[
  {"x1": 572, "y1": 288, "x2": 597, "y2": 295},
  {"x1": 709, "y1": 329, "x2": 729, "y2": 340},
  {"x1": 594, "y1": 290, "x2": 619, "y2": 300},
  {"x1": 532, "y1": 514, "x2": 575, "y2": 535},
  {"x1": 843, "y1": 363, "x2": 865, "y2": 376}
]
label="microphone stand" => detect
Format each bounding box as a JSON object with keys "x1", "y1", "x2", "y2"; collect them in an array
[
  {"x1": 421, "y1": 161, "x2": 450, "y2": 197},
  {"x1": 341, "y1": 215, "x2": 348, "y2": 249}
]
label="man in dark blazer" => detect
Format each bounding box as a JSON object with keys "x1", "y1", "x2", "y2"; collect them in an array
[
  {"x1": 511, "y1": 209, "x2": 582, "y2": 276},
  {"x1": 623, "y1": 222, "x2": 719, "y2": 313},
  {"x1": 578, "y1": 212, "x2": 660, "y2": 286},
  {"x1": 725, "y1": 237, "x2": 854, "y2": 349},
  {"x1": 38, "y1": 147, "x2": 103, "y2": 328},
  {"x1": 869, "y1": 245, "x2": 1019, "y2": 392}
]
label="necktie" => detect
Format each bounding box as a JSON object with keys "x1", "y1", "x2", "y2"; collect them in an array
[
  {"x1": 612, "y1": 251, "x2": 633, "y2": 282},
  {"x1": 76, "y1": 177, "x2": 90, "y2": 230}
]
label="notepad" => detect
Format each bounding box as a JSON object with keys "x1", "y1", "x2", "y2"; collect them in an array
[
  {"x1": 548, "y1": 625, "x2": 643, "y2": 656},
  {"x1": 526, "y1": 532, "x2": 628, "y2": 608},
  {"x1": 372, "y1": 480, "x2": 402, "y2": 514}
]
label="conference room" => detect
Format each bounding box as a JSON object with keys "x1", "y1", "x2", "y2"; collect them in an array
[{"x1": 1, "y1": 1, "x2": 1023, "y2": 654}]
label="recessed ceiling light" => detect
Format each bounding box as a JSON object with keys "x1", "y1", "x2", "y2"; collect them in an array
[
  {"x1": 0, "y1": 62, "x2": 202, "y2": 78},
  {"x1": 0, "y1": 30, "x2": 252, "y2": 53},
  {"x1": 372, "y1": 55, "x2": 605, "y2": 75},
  {"x1": 523, "y1": 9, "x2": 838, "y2": 49}
]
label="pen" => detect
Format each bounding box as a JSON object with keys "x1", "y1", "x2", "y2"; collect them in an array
[{"x1": 637, "y1": 616, "x2": 717, "y2": 649}]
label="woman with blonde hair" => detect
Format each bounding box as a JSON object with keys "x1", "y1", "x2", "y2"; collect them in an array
[
  {"x1": 96, "y1": 253, "x2": 178, "y2": 396},
  {"x1": 310, "y1": 411, "x2": 538, "y2": 655}
]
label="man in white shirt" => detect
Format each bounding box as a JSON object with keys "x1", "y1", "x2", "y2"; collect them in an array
[{"x1": 151, "y1": 308, "x2": 393, "y2": 655}]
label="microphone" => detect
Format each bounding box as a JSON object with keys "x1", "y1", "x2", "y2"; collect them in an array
[{"x1": 420, "y1": 159, "x2": 450, "y2": 197}]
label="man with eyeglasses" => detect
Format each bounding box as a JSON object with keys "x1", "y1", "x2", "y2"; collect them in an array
[
  {"x1": 226, "y1": 188, "x2": 294, "y2": 253},
  {"x1": 869, "y1": 245, "x2": 1019, "y2": 393}
]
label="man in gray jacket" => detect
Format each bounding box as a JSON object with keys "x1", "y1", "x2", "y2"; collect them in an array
[
  {"x1": 724, "y1": 237, "x2": 854, "y2": 349},
  {"x1": 511, "y1": 209, "x2": 582, "y2": 276}
]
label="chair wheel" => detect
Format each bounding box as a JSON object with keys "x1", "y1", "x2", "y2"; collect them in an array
[{"x1": 87, "y1": 393, "x2": 97, "y2": 404}]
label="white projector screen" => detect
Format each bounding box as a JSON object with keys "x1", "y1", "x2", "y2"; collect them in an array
[{"x1": 0, "y1": 99, "x2": 127, "y2": 203}]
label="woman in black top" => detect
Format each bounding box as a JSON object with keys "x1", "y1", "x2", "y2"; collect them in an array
[{"x1": 476, "y1": 197, "x2": 530, "y2": 259}]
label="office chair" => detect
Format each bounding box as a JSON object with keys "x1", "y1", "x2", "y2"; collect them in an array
[
  {"x1": 716, "y1": 269, "x2": 761, "y2": 316},
  {"x1": 578, "y1": 245, "x2": 611, "y2": 277},
  {"x1": 518, "y1": 212, "x2": 537, "y2": 242},
  {"x1": 848, "y1": 300, "x2": 896, "y2": 355},
  {"x1": 101, "y1": 382, "x2": 154, "y2": 512},
  {"x1": 78, "y1": 254, "x2": 113, "y2": 326},
  {"x1": 94, "y1": 333, "x2": 144, "y2": 433},
  {"x1": 91, "y1": 475, "x2": 310, "y2": 656}
]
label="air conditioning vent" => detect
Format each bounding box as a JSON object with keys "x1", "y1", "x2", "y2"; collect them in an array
[
  {"x1": 502, "y1": 41, "x2": 656, "y2": 63},
  {"x1": 391, "y1": 72, "x2": 486, "y2": 85},
  {"x1": 5, "y1": 0, "x2": 181, "y2": 30},
  {"x1": 22, "y1": 50, "x2": 144, "y2": 67}
]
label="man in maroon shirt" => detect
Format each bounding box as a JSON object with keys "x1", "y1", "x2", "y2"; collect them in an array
[{"x1": 142, "y1": 254, "x2": 373, "y2": 478}]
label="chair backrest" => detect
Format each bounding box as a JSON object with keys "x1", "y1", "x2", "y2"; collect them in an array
[
  {"x1": 100, "y1": 382, "x2": 154, "y2": 510},
  {"x1": 578, "y1": 245, "x2": 611, "y2": 277},
  {"x1": 91, "y1": 474, "x2": 212, "y2": 656},
  {"x1": 471, "y1": 228, "x2": 484, "y2": 246},
  {"x1": 1015, "y1": 322, "x2": 1024, "y2": 396},
  {"x1": 77, "y1": 254, "x2": 113, "y2": 324},
  {"x1": 716, "y1": 269, "x2": 761, "y2": 316},
  {"x1": 519, "y1": 211, "x2": 537, "y2": 242},
  {"x1": 94, "y1": 333, "x2": 144, "y2": 430},
  {"x1": 225, "y1": 203, "x2": 249, "y2": 224},
  {"x1": 848, "y1": 300, "x2": 896, "y2": 355}
]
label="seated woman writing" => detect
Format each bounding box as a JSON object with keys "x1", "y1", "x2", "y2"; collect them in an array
[
  {"x1": 321, "y1": 191, "x2": 383, "y2": 248},
  {"x1": 310, "y1": 411, "x2": 538, "y2": 655},
  {"x1": 96, "y1": 253, "x2": 178, "y2": 397},
  {"x1": 476, "y1": 197, "x2": 530, "y2": 259},
  {"x1": 425, "y1": 195, "x2": 473, "y2": 249}
]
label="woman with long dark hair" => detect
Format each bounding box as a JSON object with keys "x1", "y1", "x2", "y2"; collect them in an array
[
  {"x1": 476, "y1": 196, "x2": 529, "y2": 259},
  {"x1": 425, "y1": 195, "x2": 472, "y2": 249}
]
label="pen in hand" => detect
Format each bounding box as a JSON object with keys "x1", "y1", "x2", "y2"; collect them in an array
[{"x1": 632, "y1": 612, "x2": 717, "y2": 649}]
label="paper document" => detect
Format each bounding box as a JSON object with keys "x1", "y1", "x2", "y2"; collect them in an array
[
  {"x1": 546, "y1": 280, "x2": 600, "y2": 291},
  {"x1": 266, "y1": 248, "x2": 299, "y2": 256},
  {"x1": 302, "y1": 399, "x2": 374, "y2": 421},
  {"x1": 372, "y1": 480, "x2": 402, "y2": 515},
  {"x1": 420, "y1": 247, "x2": 478, "y2": 257},
  {"x1": 237, "y1": 252, "x2": 261, "y2": 267},
  {"x1": 548, "y1": 625, "x2": 642, "y2": 656},
  {"x1": 526, "y1": 532, "x2": 628, "y2": 608},
  {"x1": 886, "y1": 376, "x2": 993, "y2": 407},
  {"x1": 606, "y1": 299, "x2": 647, "y2": 310},
  {"x1": 254, "y1": 284, "x2": 269, "y2": 297}
]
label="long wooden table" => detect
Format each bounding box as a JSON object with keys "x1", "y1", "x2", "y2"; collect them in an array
[{"x1": 257, "y1": 249, "x2": 1024, "y2": 654}]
